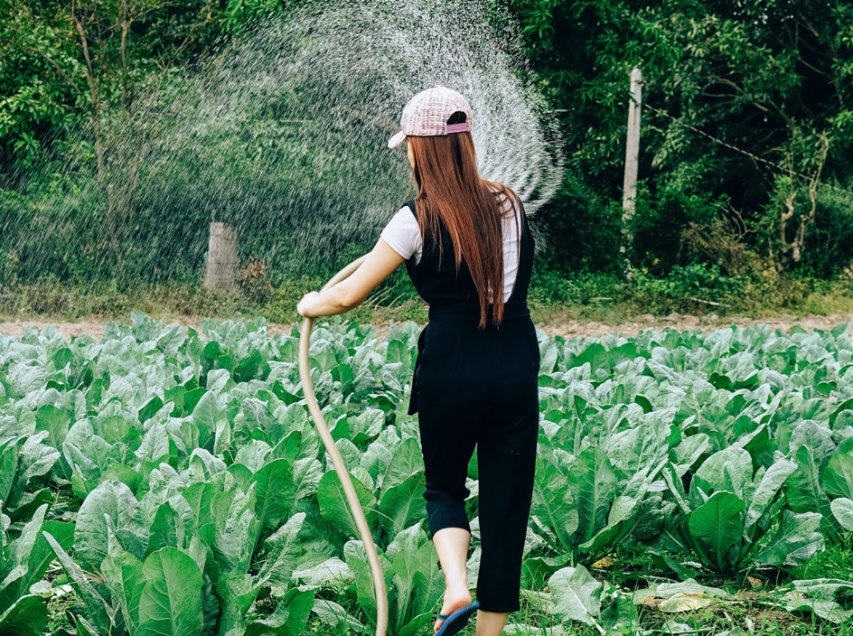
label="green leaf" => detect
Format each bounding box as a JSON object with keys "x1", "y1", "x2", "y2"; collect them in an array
[
  {"x1": 347, "y1": 408, "x2": 385, "y2": 445},
  {"x1": 139, "y1": 396, "x2": 164, "y2": 424},
  {"x1": 783, "y1": 592, "x2": 853, "y2": 624},
  {"x1": 829, "y1": 398, "x2": 853, "y2": 429},
  {"x1": 137, "y1": 547, "x2": 204, "y2": 636},
  {"x1": 234, "y1": 350, "x2": 263, "y2": 383},
  {"x1": 789, "y1": 578, "x2": 853, "y2": 600},
  {"x1": 531, "y1": 458, "x2": 578, "y2": 552},
  {"x1": 182, "y1": 481, "x2": 230, "y2": 546},
  {"x1": 578, "y1": 496, "x2": 638, "y2": 561},
  {"x1": 183, "y1": 387, "x2": 207, "y2": 417},
  {"x1": 34, "y1": 404, "x2": 72, "y2": 450},
  {"x1": 213, "y1": 485, "x2": 257, "y2": 573},
  {"x1": 75, "y1": 480, "x2": 138, "y2": 571},
  {"x1": 18, "y1": 430, "x2": 59, "y2": 483},
  {"x1": 745, "y1": 458, "x2": 797, "y2": 531},
  {"x1": 26, "y1": 520, "x2": 73, "y2": 595},
  {"x1": 382, "y1": 437, "x2": 423, "y2": 489},
  {"x1": 571, "y1": 343, "x2": 608, "y2": 373},
  {"x1": 790, "y1": 420, "x2": 836, "y2": 464},
  {"x1": 292, "y1": 557, "x2": 350, "y2": 589},
  {"x1": 0, "y1": 595, "x2": 47, "y2": 635},
  {"x1": 251, "y1": 458, "x2": 295, "y2": 533},
  {"x1": 72, "y1": 614, "x2": 100, "y2": 636},
  {"x1": 548, "y1": 564, "x2": 602, "y2": 626},
  {"x1": 51, "y1": 346, "x2": 74, "y2": 369},
  {"x1": 246, "y1": 588, "x2": 315, "y2": 635},
  {"x1": 0, "y1": 438, "x2": 21, "y2": 506},
  {"x1": 378, "y1": 472, "x2": 426, "y2": 537},
  {"x1": 687, "y1": 492, "x2": 745, "y2": 572},
  {"x1": 255, "y1": 513, "x2": 306, "y2": 588},
  {"x1": 569, "y1": 447, "x2": 617, "y2": 544},
  {"x1": 344, "y1": 539, "x2": 392, "y2": 629},
  {"x1": 9, "y1": 502, "x2": 47, "y2": 571},
  {"x1": 218, "y1": 573, "x2": 257, "y2": 635},
  {"x1": 398, "y1": 612, "x2": 435, "y2": 636},
  {"x1": 292, "y1": 457, "x2": 323, "y2": 500},
  {"x1": 385, "y1": 525, "x2": 442, "y2": 627},
  {"x1": 0, "y1": 504, "x2": 51, "y2": 611},
  {"x1": 43, "y1": 531, "x2": 114, "y2": 632},
  {"x1": 310, "y1": 598, "x2": 364, "y2": 632},
  {"x1": 753, "y1": 511, "x2": 824, "y2": 567},
  {"x1": 821, "y1": 440, "x2": 853, "y2": 499},
  {"x1": 148, "y1": 501, "x2": 181, "y2": 553},
  {"x1": 788, "y1": 445, "x2": 841, "y2": 540},
  {"x1": 830, "y1": 498, "x2": 853, "y2": 531},
  {"x1": 101, "y1": 552, "x2": 145, "y2": 632},
  {"x1": 690, "y1": 447, "x2": 752, "y2": 505},
  {"x1": 662, "y1": 463, "x2": 692, "y2": 516},
  {"x1": 317, "y1": 470, "x2": 376, "y2": 538},
  {"x1": 192, "y1": 390, "x2": 223, "y2": 445}
]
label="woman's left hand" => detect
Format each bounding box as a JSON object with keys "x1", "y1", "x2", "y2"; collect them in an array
[
  {"x1": 297, "y1": 291, "x2": 322, "y2": 317},
  {"x1": 295, "y1": 239, "x2": 406, "y2": 319}
]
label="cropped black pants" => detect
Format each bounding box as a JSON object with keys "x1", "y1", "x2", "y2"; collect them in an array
[{"x1": 412, "y1": 312, "x2": 540, "y2": 613}]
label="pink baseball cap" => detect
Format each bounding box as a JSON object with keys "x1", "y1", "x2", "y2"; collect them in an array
[{"x1": 388, "y1": 85, "x2": 474, "y2": 149}]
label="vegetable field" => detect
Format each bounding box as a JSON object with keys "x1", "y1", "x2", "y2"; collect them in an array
[{"x1": 1, "y1": 313, "x2": 852, "y2": 635}]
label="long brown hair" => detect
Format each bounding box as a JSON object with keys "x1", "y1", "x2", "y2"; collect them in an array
[{"x1": 408, "y1": 112, "x2": 522, "y2": 329}]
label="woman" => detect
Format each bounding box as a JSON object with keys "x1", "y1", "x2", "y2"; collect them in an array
[{"x1": 297, "y1": 86, "x2": 540, "y2": 636}]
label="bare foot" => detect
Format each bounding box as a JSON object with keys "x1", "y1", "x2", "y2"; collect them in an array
[{"x1": 434, "y1": 578, "x2": 473, "y2": 633}]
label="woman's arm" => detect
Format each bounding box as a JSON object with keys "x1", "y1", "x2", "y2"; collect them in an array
[{"x1": 296, "y1": 237, "x2": 406, "y2": 317}]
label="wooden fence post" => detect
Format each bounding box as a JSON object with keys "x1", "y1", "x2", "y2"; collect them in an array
[
  {"x1": 203, "y1": 222, "x2": 240, "y2": 290},
  {"x1": 621, "y1": 68, "x2": 643, "y2": 280}
]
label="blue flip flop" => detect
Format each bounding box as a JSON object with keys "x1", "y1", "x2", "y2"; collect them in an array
[{"x1": 435, "y1": 600, "x2": 480, "y2": 636}]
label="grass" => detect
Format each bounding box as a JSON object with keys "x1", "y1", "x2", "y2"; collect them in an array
[
  {"x1": 1, "y1": 269, "x2": 851, "y2": 329},
  {"x1": 789, "y1": 544, "x2": 853, "y2": 581}
]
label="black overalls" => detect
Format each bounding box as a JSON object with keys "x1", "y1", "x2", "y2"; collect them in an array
[{"x1": 403, "y1": 196, "x2": 540, "y2": 614}]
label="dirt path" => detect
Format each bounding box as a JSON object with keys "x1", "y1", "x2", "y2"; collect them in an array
[{"x1": 1, "y1": 312, "x2": 850, "y2": 341}]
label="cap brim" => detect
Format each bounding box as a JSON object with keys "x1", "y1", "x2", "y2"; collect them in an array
[{"x1": 387, "y1": 130, "x2": 406, "y2": 149}]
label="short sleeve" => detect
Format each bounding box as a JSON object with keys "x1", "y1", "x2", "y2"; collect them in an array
[{"x1": 380, "y1": 205, "x2": 421, "y2": 260}]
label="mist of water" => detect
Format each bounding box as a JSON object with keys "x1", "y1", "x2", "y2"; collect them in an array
[{"x1": 5, "y1": 0, "x2": 563, "y2": 288}]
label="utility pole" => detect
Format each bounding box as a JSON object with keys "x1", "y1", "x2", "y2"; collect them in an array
[{"x1": 621, "y1": 68, "x2": 642, "y2": 280}]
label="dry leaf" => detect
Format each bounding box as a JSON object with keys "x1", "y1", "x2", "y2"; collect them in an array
[
  {"x1": 659, "y1": 592, "x2": 714, "y2": 613},
  {"x1": 591, "y1": 556, "x2": 614, "y2": 569}
]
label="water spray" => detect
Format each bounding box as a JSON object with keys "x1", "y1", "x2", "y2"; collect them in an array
[
  {"x1": 297, "y1": 254, "x2": 388, "y2": 636},
  {"x1": 11, "y1": 0, "x2": 561, "y2": 289}
]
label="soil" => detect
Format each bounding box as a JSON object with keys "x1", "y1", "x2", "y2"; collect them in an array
[{"x1": 0, "y1": 312, "x2": 850, "y2": 341}]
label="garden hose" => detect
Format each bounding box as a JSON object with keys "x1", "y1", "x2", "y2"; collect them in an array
[{"x1": 298, "y1": 254, "x2": 389, "y2": 636}]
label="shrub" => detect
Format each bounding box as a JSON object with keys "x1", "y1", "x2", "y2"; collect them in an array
[{"x1": 632, "y1": 263, "x2": 747, "y2": 310}]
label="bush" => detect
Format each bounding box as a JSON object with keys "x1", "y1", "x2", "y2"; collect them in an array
[
  {"x1": 632, "y1": 263, "x2": 748, "y2": 310},
  {"x1": 530, "y1": 170, "x2": 623, "y2": 273},
  {"x1": 630, "y1": 168, "x2": 730, "y2": 276},
  {"x1": 528, "y1": 267, "x2": 629, "y2": 305},
  {"x1": 802, "y1": 184, "x2": 853, "y2": 278}
]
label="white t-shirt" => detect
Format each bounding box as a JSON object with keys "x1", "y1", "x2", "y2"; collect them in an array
[{"x1": 380, "y1": 194, "x2": 522, "y2": 303}]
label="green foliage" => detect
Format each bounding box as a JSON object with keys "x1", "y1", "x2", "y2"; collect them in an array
[
  {"x1": 1, "y1": 314, "x2": 853, "y2": 631},
  {"x1": 2, "y1": 0, "x2": 851, "y2": 286},
  {"x1": 504, "y1": 0, "x2": 853, "y2": 276},
  {"x1": 224, "y1": 0, "x2": 289, "y2": 31},
  {"x1": 0, "y1": 1, "x2": 82, "y2": 164},
  {"x1": 633, "y1": 263, "x2": 748, "y2": 307}
]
